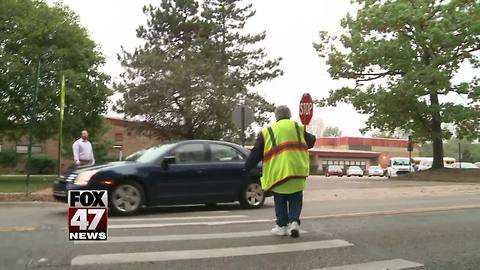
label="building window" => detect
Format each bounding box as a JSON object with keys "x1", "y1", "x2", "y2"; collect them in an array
[
  {"x1": 16, "y1": 145, "x2": 42, "y2": 154},
  {"x1": 115, "y1": 132, "x2": 124, "y2": 142}
]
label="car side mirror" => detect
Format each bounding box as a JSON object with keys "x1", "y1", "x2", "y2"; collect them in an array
[{"x1": 162, "y1": 156, "x2": 176, "y2": 170}]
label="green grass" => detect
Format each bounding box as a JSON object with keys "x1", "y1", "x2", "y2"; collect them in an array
[
  {"x1": 397, "y1": 169, "x2": 480, "y2": 183},
  {"x1": 0, "y1": 175, "x2": 56, "y2": 193}
]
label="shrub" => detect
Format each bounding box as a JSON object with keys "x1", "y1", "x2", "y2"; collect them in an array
[
  {"x1": 0, "y1": 150, "x2": 17, "y2": 167},
  {"x1": 28, "y1": 154, "x2": 57, "y2": 174}
]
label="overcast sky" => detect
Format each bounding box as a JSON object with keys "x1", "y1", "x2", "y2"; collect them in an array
[{"x1": 47, "y1": 0, "x2": 374, "y2": 136}]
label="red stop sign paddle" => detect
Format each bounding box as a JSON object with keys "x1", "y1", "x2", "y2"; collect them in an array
[{"x1": 299, "y1": 93, "x2": 313, "y2": 125}]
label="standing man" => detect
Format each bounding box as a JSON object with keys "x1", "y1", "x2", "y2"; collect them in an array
[
  {"x1": 72, "y1": 129, "x2": 95, "y2": 168},
  {"x1": 245, "y1": 105, "x2": 316, "y2": 238}
]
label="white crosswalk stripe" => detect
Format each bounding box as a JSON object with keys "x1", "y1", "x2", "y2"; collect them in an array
[
  {"x1": 75, "y1": 229, "x2": 309, "y2": 244},
  {"x1": 109, "y1": 214, "x2": 248, "y2": 223},
  {"x1": 315, "y1": 259, "x2": 424, "y2": 270},
  {"x1": 71, "y1": 239, "x2": 354, "y2": 266},
  {"x1": 70, "y1": 213, "x2": 424, "y2": 268},
  {"x1": 108, "y1": 218, "x2": 273, "y2": 229}
]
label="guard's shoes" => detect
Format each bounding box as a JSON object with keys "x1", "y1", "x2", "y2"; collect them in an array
[
  {"x1": 271, "y1": 225, "x2": 288, "y2": 236},
  {"x1": 289, "y1": 221, "x2": 300, "y2": 238}
]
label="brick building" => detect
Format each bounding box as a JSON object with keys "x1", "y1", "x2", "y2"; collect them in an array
[
  {"x1": 310, "y1": 137, "x2": 419, "y2": 173},
  {"x1": 0, "y1": 117, "x2": 162, "y2": 171}
]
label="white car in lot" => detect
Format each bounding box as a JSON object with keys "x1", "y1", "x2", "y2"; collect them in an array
[
  {"x1": 417, "y1": 157, "x2": 457, "y2": 171},
  {"x1": 346, "y1": 166, "x2": 364, "y2": 177},
  {"x1": 387, "y1": 157, "x2": 413, "y2": 179},
  {"x1": 368, "y1": 166, "x2": 384, "y2": 177},
  {"x1": 450, "y1": 162, "x2": 479, "y2": 169}
]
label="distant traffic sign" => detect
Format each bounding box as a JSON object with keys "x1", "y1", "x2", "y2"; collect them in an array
[
  {"x1": 232, "y1": 105, "x2": 254, "y2": 146},
  {"x1": 232, "y1": 105, "x2": 254, "y2": 128},
  {"x1": 299, "y1": 93, "x2": 313, "y2": 125}
]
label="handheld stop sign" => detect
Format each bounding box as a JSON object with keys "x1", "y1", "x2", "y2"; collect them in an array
[{"x1": 299, "y1": 93, "x2": 313, "y2": 125}]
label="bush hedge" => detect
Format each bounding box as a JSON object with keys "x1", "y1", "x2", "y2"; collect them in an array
[
  {"x1": 28, "y1": 154, "x2": 57, "y2": 174},
  {"x1": 0, "y1": 150, "x2": 17, "y2": 167}
]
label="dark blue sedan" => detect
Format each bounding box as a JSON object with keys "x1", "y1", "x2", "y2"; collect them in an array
[{"x1": 53, "y1": 140, "x2": 265, "y2": 215}]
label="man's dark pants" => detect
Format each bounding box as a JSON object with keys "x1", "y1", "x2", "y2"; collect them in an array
[{"x1": 273, "y1": 191, "x2": 303, "y2": 227}]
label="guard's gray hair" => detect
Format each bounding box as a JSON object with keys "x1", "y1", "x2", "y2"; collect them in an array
[{"x1": 274, "y1": 105, "x2": 291, "y2": 121}]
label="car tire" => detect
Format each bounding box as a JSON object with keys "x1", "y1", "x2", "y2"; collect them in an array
[
  {"x1": 109, "y1": 181, "x2": 145, "y2": 216},
  {"x1": 239, "y1": 181, "x2": 265, "y2": 209}
]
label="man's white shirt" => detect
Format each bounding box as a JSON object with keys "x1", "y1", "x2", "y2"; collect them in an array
[{"x1": 73, "y1": 139, "x2": 95, "y2": 164}]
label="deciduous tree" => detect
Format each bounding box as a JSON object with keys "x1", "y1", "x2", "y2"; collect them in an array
[
  {"x1": 0, "y1": 0, "x2": 111, "y2": 143},
  {"x1": 314, "y1": 0, "x2": 480, "y2": 168},
  {"x1": 322, "y1": 126, "x2": 342, "y2": 137}
]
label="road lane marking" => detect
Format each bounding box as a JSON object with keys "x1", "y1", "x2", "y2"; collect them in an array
[
  {"x1": 109, "y1": 215, "x2": 248, "y2": 223},
  {"x1": 0, "y1": 226, "x2": 37, "y2": 232},
  {"x1": 75, "y1": 230, "x2": 308, "y2": 244},
  {"x1": 106, "y1": 204, "x2": 480, "y2": 229},
  {"x1": 315, "y1": 259, "x2": 424, "y2": 270},
  {"x1": 108, "y1": 219, "x2": 273, "y2": 229},
  {"x1": 301, "y1": 204, "x2": 480, "y2": 221},
  {"x1": 71, "y1": 239, "x2": 353, "y2": 265}
]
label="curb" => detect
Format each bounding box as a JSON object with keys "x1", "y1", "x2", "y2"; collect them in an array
[{"x1": 0, "y1": 201, "x2": 63, "y2": 206}]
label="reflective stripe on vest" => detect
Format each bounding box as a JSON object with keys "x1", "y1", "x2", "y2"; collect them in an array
[{"x1": 261, "y1": 119, "x2": 310, "y2": 192}]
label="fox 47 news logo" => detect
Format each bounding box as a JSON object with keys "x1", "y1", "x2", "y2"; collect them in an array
[{"x1": 68, "y1": 190, "x2": 108, "y2": 241}]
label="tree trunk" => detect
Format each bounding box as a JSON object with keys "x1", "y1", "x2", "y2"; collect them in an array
[{"x1": 430, "y1": 92, "x2": 444, "y2": 169}]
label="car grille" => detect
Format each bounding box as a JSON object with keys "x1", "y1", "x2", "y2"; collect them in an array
[{"x1": 58, "y1": 173, "x2": 77, "y2": 183}]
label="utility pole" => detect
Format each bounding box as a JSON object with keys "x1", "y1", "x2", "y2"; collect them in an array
[
  {"x1": 25, "y1": 58, "x2": 41, "y2": 196},
  {"x1": 458, "y1": 141, "x2": 462, "y2": 168},
  {"x1": 57, "y1": 75, "x2": 65, "y2": 176}
]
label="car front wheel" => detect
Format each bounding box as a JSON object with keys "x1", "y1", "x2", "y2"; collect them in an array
[
  {"x1": 239, "y1": 182, "x2": 265, "y2": 209},
  {"x1": 109, "y1": 181, "x2": 145, "y2": 216}
]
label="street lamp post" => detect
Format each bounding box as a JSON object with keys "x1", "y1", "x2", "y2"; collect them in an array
[
  {"x1": 25, "y1": 58, "x2": 42, "y2": 196},
  {"x1": 458, "y1": 142, "x2": 462, "y2": 169}
]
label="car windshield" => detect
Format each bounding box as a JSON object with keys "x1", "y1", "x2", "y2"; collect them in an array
[
  {"x1": 392, "y1": 159, "x2": 410, "y2": 166},
  {"x1": 370, "y1": 166, "x2": 380, "y2": 170},
  {"x1": 329, "y1": 165, "x2": 341, "y2": 170},
  {"x1": 125, "y1": 150, "x2": 145, "y2": 161},
  {"x1": 134, "y1": 144, "x2": 174, "y2": 163},
  {"x1": 349, "y1": 166, "x2": 361, "y2": 170}
]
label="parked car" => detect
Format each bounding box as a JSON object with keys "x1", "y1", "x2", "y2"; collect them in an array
[
  {"x1": 387, "y1": 157, "x2": 413, "y2": 179},
  {"x1": 450, "y1": 162, "x2": 479, "y2": 169},
  {"x1": 325, "y1": 165, "x2": 343, "y2": 177},
  {"x1": 475, "y1": 162, "x2": 480, "y2": 168},
  {"x1": 417, "y1": 157, "x2": 457, "y2": 171},
  {"x1": 53, "y1": 140, "x2": 265, "y2": 216},
  {"x1": 367, "y1": 166, "x2": 384, "y2": 177},
  {"x1": 346, "y1": 166, "x2": 364, "y2": 177},
  {"x1": 417, "y1": 158, "x2": 433, "y2": 171}
]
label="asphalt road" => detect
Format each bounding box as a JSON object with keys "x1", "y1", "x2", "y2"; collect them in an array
[{"x1": 1, "y1": 176, "x2": 480, "y2": 270}]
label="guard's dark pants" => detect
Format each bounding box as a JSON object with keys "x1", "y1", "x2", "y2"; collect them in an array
[{"x1": 273, "y1": 191, "x2": 303, "y2": 227}]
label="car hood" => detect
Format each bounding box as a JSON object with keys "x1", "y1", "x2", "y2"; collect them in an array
[{"x1": 72, "y1": 161, "x2": 133, "y2": 174}]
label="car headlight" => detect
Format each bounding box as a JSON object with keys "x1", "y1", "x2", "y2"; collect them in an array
[{"x1": 74, "y1": 170, "x2": 98, "y2": 186}]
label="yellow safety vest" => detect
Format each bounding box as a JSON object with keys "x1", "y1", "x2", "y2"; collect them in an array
[{"x1": 261, "y1": 119, "x2": 310, "y2": 192}]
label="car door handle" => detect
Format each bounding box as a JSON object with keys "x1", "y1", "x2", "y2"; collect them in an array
[{"x1": 196, "y1": 168, "x2": 206, "y2": 174}]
